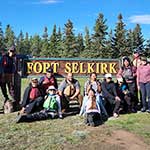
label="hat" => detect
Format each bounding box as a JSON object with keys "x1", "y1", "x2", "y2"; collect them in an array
[
  {"x1": 140, "y1": 57, "x2": 147, "y2": 61},
  {"x1": 47, "y1": 85, "x2": 56, "y2": 91},
  {"x1": 104, "y1": 73, "x2": 112, "y2": 78},
  {"x1": 46, "y1": 68, "x2": 53, "y2": 73},
  {"x1": 117, "y1": 78, "x2": 123, "y2": 83},
  {"x1": 9, "y1": 46, "x2": 16, "y2": 52}
]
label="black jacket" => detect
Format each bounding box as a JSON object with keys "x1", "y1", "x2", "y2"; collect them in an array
[{"x1": 101, "y1": 80, "x2": 117, "y2": 100}]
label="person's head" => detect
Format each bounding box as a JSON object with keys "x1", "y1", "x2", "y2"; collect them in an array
[
  {"x1": 88, "y1": 88, "x2": 96, "y2": 97},
  {"x1": 133, "y1": 48, "x2": 140, "y2": 59},
  {"x1": 90, "y1": 72, "x2": 97, "y2": 81},
  {"x1": 104, "y1": 73, "x2": 112, "y2": 83},
  {"x1": 122, "y1": 56, "x2": 131, "y2": 67},
  {"x1": 8, "y1": 46, "x2": 16, "y2": 57},
  {"x1": 117, "y1": 77, "x2": 124, "y2": 86},
  {"x1": 46, "y1": 68, "x2": 53, "y2": 78},
  {"x1": 47, "y1": 85, "x2": 56, "y2": 95},
  {"x1": 67, "y1": 73, "x2": 73, "y2": 82},
  {"x1": 140, "y1": 57, "x2": 147, "y2": 65},
  {"x1": 31, "y1": 78, "x2": 38, "y2": 87}
]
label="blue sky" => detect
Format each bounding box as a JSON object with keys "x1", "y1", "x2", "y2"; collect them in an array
[{"x1": 0, "y1": 0, "x2": 150, "y2": 39}]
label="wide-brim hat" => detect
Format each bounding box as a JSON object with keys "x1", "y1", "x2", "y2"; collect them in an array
[{"x1": 47, "y1": 85, "x2": 56, "y2": 91}]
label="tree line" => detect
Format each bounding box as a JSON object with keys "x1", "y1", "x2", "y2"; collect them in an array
[{"x1": 0, "y1": 13, "x2": 150, "y2": 58}]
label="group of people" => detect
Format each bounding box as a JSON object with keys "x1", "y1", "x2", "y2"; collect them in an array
[{"x1": 0, "y1": 46, "x2": 150, "y2": 127}]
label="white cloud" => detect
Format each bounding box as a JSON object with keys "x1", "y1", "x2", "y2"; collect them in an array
[
  {"x1": 129, "y1": 15, "x2": 150, "y2": 24},
  {"x1": 32, "y1": 0, "x2": 63, "y2": 5}
]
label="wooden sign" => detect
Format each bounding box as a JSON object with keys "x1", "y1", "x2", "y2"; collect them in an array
[{"x1": 24, "y1": 58, "x2": 120, "y2": 77}]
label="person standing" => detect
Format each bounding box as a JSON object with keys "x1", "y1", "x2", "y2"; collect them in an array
[
  {"x1": 137, "y1": 57, "x2": 150, "y2": 112},
  {"x1": 117, "y1": 56, "x2": 138, "y2": 112},
  {"x1": 1, "y1": 46, "x2": 17, "y2": 108}
]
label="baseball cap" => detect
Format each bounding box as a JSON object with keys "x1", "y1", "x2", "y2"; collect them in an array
[
  {"x1": 46, "y1": 68, "x2": 53, "y2": 73},
  {"x1": 104, "y1": 73, "x2": 112, "y2": 78},
  {"x1": 117, "y1": 78, "x2": 123, "y2": 83}
]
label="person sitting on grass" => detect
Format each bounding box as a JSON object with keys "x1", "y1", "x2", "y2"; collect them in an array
[
  {"x1": 116, "y1": 77, "x2": 132, "y2": 113},
  {"x1": 39, "y1": 67, "x2": 58, "y2": 95},
  {"x1": 101, "y1": 73, "x2": 121, "y2": 118},
  {"x1": 84, "y1": 88, "x2": 103, "y2": 127},
  {"x1": 16, "y1": 85, "x2": 62, "y2": 123},
  {"x1": 58, "y1": 73, "x2": 83, "y2": 112},
  {"x1": 18, "y1": 78, "x2": 44, "y2": 115},
  {"x1": 80, "y1": 72, "x2": 108, "y2": 118}
]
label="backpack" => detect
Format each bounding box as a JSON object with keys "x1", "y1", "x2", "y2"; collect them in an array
[{"x1": 43, "y1": 95, "x2": 58, "y2": 111}]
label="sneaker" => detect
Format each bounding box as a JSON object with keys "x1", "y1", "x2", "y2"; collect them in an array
[
  {"x1": 141, "y1": 108, "x2": 146, "y2": 112},
  {"x1": 113, "y1": 113, "x2": 119, "y2": 118},
  {"x1": 146, "y1": 109, "x2": 150, "y2": 113},
  {"x1": 16, "y1": 115, "x2": 26, "y2": 123}
]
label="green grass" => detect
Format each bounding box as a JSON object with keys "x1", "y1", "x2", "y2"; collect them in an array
[
  {"x1": 0, "y1": 78, "x2": 150, "y2": 149},
  {"x1": 106, "y1": 113, "x2": 150, "y2": 143}
]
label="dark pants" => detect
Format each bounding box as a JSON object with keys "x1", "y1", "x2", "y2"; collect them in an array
[
  {"x1": 22, "y1": 97, "x2": 44, "y2": 114},
  {"x1": 85, "y1": 112, "x2": 102, "y2": 126},
  {"x1": 127, "y1": 82, "x2": 138, "y2": 108},
  {"x1": 17, "y1": 110, "x2": 57, "y2": 123},
  {"x1": 104, "y1": 97, "x2": 120, "y2": 116},
  {"x1": 139, "y1": 82, "x2": 150, "y2": 110},
  {"x1": 1, "y1": 76, "x2": 15, "y2": 103}
]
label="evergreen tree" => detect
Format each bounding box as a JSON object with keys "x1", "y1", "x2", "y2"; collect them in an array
[
  {"x1": 133, "y1": 24, "x2": 144, "y2": 53},
  {"x1": 63, "y1": 19, "x2": 76, "y2": 57},
  {"x1": 112, "y1": 14, "x2": 127, "y2": 58},
  {"x1": 80, "y1": 26, "x2": 92, "y2": 58},
  {"x1": 76, "y1": 33, "x2": 84, "y2": 57},
  {"x1": 0, "y1": 22, "x2": 5, "y2": 50},
  {"x1": 16, "y1": 30, "x2": 25, "y2": 54},
  {"x1": 57, "y1": 27, "x2": 64, "y2": 57},
  {"x1": 92, "y1": 13, "x2": 108, "y2": 58},
  {"x1": 41, "y1": 26, "x2": 49, "y2": 57},
  {"x1": 105, "y1": 30, "x2": 114, "y2": 58},
  {"x1": 30, "y1": 34, "x2": 42, "y2": 57},
  {"x1": 24, "y1": 32, "x2": 31, "y2": 55},
  {"x1": 144, "y1": 39, "x2": 150, "y2": 57},
  {"x1": 4, "y1": 24, "x2": 15, "y2": 48},
  {"x1": 49, "y1": 24, "x2": 58, "y2": 57},
  {"x1": 125, "y1": 29, "x2": 134, "y2": 56}
]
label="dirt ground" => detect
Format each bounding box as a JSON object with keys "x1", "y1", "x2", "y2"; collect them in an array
[{"x1": 63, "y1": 126, "x2": 150, "y2": 150}]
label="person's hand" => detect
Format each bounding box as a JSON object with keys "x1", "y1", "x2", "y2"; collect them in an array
[
  {"x1": 115, "y1": 96, "x2": 121, "y2": 101},
  {"x1": 70, "y1": 96, "x2": 74, "y2": 100},
  {"x1": 137, "y1": 86, "x2": 140, "y2": 90},
  {"x1": 43, "y1": 81, "x2": 49, "y2": 84}
]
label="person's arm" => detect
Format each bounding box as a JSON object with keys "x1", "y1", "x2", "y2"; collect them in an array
[
  {"x1": 39, "y1": 76, "x2": 44, "y2": 86},
  {"x1": 101, "y1": 82, "x2": 115, "y2": 100},
  {"x1": 116, "y1": 68, "x2": 123, "y2": 78},
  {"x1": 136, "y1": 67, "x2": 140, "y2": 90},
  {"x1": 58, "y1": 80, "x2": 66, "y2": 96},
  {"x1": 70, "y1": 80, "x2": 80, "y2": 99}
]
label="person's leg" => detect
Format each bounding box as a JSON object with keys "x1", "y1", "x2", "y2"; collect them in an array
[
  {"x1": 113, "y1": 99, "x2": 120, "y2": 116},
  {"x1": 1, "y1": 82, "x2": 9, "y2": 103},
  {"x1": 146, "y1": 82, "x2": 150, "y2": 112},
  {"x1": 139, "y1": 83, "x2": 147, "y2": 111},
  {"x1": 79, "y1": 96, "x2": 88, "y2": 116},
  {"x1": 96, "y1": 95, "x2": 108, "y2": 117},
  {"x1": 77, "y1": 94, "x2": 83, "y2": 107}
]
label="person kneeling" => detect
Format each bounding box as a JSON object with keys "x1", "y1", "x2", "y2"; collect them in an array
[
  {"x1": 84, "y1": 89, "x2": 103, "y2": 127},
  {"x1": 16, "y1": 86, "x2": 62, "y2": 123}
]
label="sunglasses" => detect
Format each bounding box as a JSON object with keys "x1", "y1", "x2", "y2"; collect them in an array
[{"x1": 10, "y1": 50, "x2": 15, "y2": 53}]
